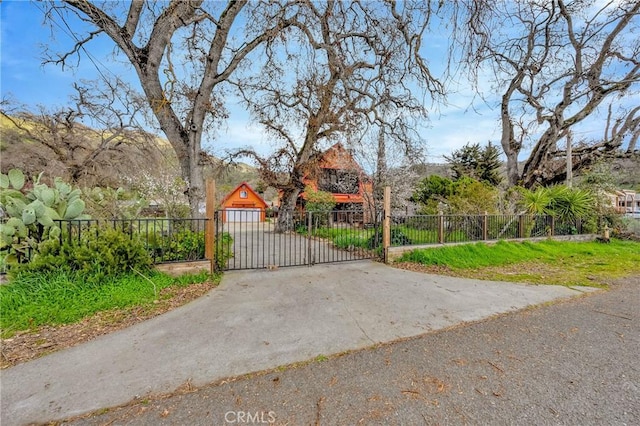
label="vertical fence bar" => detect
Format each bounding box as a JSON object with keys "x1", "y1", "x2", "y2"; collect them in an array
[
  {"x1": 205, "y1": 179, "x2": 216, "y2": 274},
  {"x1": 383, "y1": 186, "x2": 391, "y2": 263},
  {"x1": 518, "y1": 215, "x2": 524, "y2": 238},
  {"x1": 307, "y1": 212, "x2": 313, "y2": 266}
]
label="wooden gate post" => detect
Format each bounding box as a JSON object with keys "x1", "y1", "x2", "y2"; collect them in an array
[
  {"x1": 205, "y1": 179, "x2": 216, "y2": 274},
  {"x1": 383, "y1": 186, "x2": 391, "y2": 263},
  {"x1": 438, "y1": 211, "x2": 444, "y2": 244}
]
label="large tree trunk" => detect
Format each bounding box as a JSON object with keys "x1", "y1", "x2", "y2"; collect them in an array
[
  {"x1": 178, "y1": 141, "x2": 205, "y2": 219},
  {"x1": 501, "y1": 124, "x2": 521, "y2": 187},
  {"x1": 500, "y1": 87, "x2": 522, "y2": 187},
  {"x1": 273, "y1": 129, "x2": 320, "y2": 232},
  {"x1": 276, "y1": 187, "x2": 302, "y2": 233},
  {"x1": 503, "y1": 146, "x2": 520, "y2": 187}
]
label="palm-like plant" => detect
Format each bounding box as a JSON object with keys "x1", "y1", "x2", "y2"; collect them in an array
[
  {"x1": 519, "y1": 185, "x2": 595, "y2": 222},
  {"x1": 519, "y1": 187, "x2": 552, "y2": 215},
  {"x1": 548, "y1": 186, "x2": 595, "y2": 223}
]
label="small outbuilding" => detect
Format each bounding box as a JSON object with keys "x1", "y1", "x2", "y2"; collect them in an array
[{"x1": 220, "y1": 182, "x2": 268, "y2": 222}]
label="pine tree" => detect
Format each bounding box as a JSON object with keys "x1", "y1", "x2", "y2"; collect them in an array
[{"x1": 444, "y1": 142, "x2": 503, "y2": 186}]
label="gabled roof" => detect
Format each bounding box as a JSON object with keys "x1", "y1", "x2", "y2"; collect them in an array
[
  {"x1": 220, "y1": 181, "x2": 268, "y2": 208},
  {"x1": 317, "y1": 143, "x2": 363, "y2": 171}
]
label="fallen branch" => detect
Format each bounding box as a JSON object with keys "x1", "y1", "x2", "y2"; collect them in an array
[
  {"x1": 592, "y1": 310, "x2": 632, "y2": 321},
  {"x1": 488, "y1": 360, "x2": 505, "y2": 373}
]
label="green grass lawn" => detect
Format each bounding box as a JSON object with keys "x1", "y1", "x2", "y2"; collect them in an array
[
  {"x1": 396, "y1": 239, "x2": 640, "y2": 287},
  {"x1": 308, "y1": 225, "x2": 469, "y2": 247},
  {"x1": 307, "y1": 226, "x2": 377, "y2": 248},
  {"x1": 0, "y1": 270, "x2": 215, "y2": 338}
]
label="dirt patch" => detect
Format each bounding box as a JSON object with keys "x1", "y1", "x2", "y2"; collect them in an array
[
  {"x1": 393, "y1": 262, "x2": 456, "y2": 275},
  {"x1": 393, "y1": 261, "x2": 602, "y2": 286},
  {"x1": 0, "y1": 281, "x2": 217, "y2": 369}
]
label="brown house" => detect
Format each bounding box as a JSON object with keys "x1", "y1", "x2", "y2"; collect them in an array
[
  {"x1": 608, "y1": 189, "x2": 640, "y2": 217},
  {"x1": 300, "y1": 143, "x2": 374, "y2": 223},
  {"x1": 220, "y1": 182, "x2": 268, "y2": 222}
]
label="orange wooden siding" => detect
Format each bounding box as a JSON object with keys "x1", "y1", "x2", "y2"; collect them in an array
[{"x1": 220, "y1": 182, "x2": 268, "y2": 222}]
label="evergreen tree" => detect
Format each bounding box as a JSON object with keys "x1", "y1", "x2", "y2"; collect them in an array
[{"x1": 444, "y1": 142, "x2": 503, "y2": 186}]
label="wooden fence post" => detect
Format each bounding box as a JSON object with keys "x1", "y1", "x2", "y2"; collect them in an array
[
  {"x1": 205, "y1": 179, "x2": 216, "y2": 274},
  {"x1": 438, "y1": 210, "x2": 444, "y2": 244},
  {"x1": 383, "y1": 186, "x2": 391, "y2": 263},
  {"x1": 518, "y1": 214, "x2": 525, "y2": 238},
  {"x1": 483, "y1": 211, "x2": 488, "y2": 241}
]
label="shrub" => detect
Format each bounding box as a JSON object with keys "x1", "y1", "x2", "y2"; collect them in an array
[
  {"x1": 214, "y1": 232, "x2": 234, "y2": 270},
  {"x1": 367, "y1": 228, "x2": 412, "y2": 248},
  {"x1": 305, "y1": 186, "x2": 336, "y2": 214},
  {"x1": 13, "y1": 227, "x2": 152, "y2": 283},
  {"x1": 158, "y1": 229, "x2": 206, "y2": 262}
]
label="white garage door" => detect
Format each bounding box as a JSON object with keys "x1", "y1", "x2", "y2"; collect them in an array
[{"x1": 226, "y1": 208, "x2": 261, "y2": 222}]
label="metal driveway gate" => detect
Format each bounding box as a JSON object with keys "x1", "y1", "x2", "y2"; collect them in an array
[{"x1": 214, "y1": 209, "x2": 381, "y2": 270}]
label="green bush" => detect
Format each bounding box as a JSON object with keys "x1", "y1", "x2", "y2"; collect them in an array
[
  {"x1": 215, "y1": 232, "x2": 234, "y2": 270},
  {"x1": 155, "y1": 229, "x2": 206, "y2": 262},
  {"x1": 332, "y1": 234, "x2": 368, "y2": 249},
  {"x1": 367, "y1": 228, "x2": 412, "y2": 248},
  {"x1": 13, "y1": 227, "x2": 152, "y2": 283}
]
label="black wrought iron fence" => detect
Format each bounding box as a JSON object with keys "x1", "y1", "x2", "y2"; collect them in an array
[
  {"x1": 53, "y1": 218, "x2": 209, "y2": 264},
  {"x1": 389, "y1": 214, "x2": 589, "y2": 247},
  {"x1": 0, "y1": 211, "x2": 600, "y2": 275}
]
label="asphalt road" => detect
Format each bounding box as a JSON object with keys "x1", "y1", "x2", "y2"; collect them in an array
[{"x1": 63, "y1": 275, "x2": 639, "y2": 426}]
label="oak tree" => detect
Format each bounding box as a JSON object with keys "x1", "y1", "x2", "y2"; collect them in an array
[
  {"x1": 233, "y1": 0, "x2": 442, "y2": 230},
  {"x1": 46, "y1": 0, "x2": 295, "y2": 216},
  {"x1": 456, "y1": 0, "x2": 640, "y2": 187}
]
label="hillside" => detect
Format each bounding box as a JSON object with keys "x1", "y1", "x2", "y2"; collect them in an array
[
  {"x1": 2, "y1": 112, "x2": 636, "y2": 210},
  {"x1": 0, "y1": 113, "x2": 263, "y2": 201}
]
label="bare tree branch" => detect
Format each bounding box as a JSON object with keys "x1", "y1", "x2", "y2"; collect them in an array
[
  {"x1": 229, "y1": 0, "x2": 437, "y2": 230},
  {"x1": 455, "y1": 0, "x2": 640, "y2": 187},
  {"x1": 45, "y1": 1, "x2": 296, "y2": 216}
]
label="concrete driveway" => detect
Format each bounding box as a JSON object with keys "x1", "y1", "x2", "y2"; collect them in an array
[{"x1": 0, "y1": 261, "x2": 596, "y2": 426}]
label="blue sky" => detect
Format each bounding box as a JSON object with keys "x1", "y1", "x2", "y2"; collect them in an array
[
  {"x1": 0, "y1": 1, "x2": 503, "y2": 164},
  {"x1": 1, "y1": 1, "x2": 628, "y2": 166}
]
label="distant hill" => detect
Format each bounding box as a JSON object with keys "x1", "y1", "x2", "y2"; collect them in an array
[
  {"x1": 0, "y1": 113, "x2": 264, "y2": 201},
  {"x1": 4, "y1": 112, "x2": 633, "y2": 209},
  {"x1": 609, "y1": 157, "x2": 640, "y2": 189}
]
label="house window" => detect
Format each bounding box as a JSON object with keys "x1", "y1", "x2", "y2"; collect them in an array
[
  {"x1": 318, "y1": 169, "x2": 359, "y2": 194},
  {"x1": 240, "y1": 190, "x2": 248, "y2": 199}
]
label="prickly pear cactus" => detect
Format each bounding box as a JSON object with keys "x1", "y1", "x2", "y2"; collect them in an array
[{"x1": 0, "y1": 169, "x2": 90, "y2": 266}]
